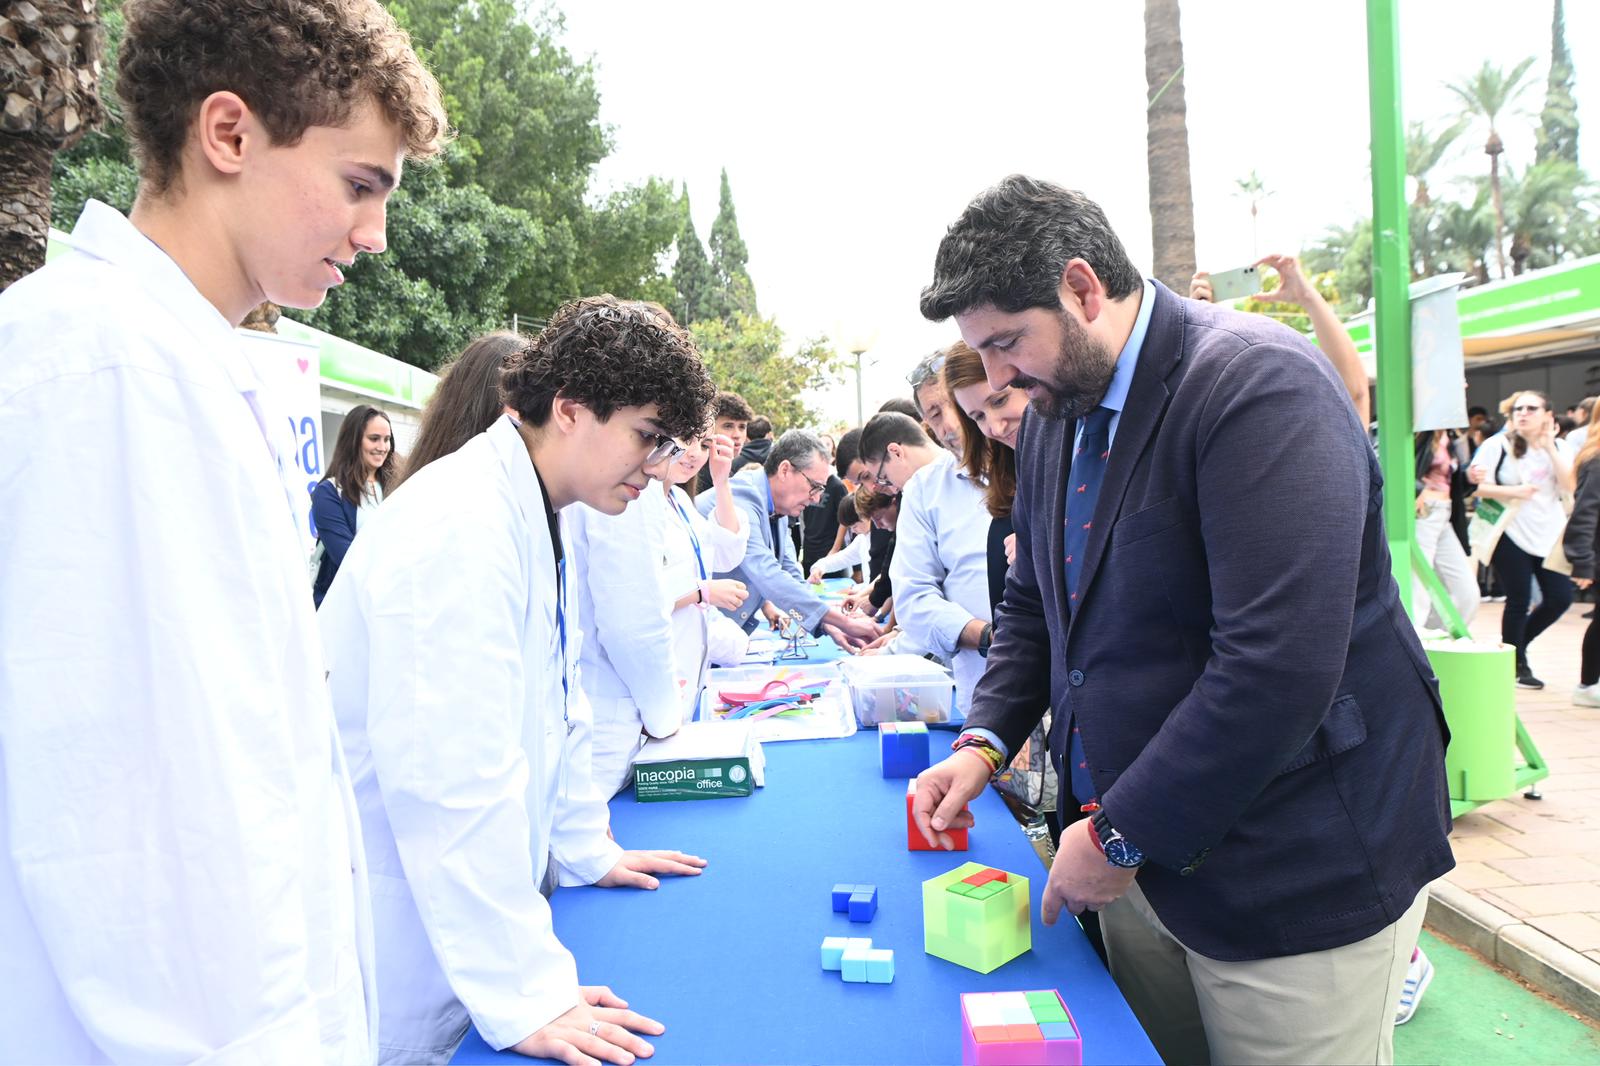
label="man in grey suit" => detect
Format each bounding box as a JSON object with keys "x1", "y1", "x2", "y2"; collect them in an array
[{"x1": 697, "y1": 429, "x2": 881, "y2": 649}]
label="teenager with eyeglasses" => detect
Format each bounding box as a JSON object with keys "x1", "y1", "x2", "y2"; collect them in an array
[{"x1": 1468, "y1": 389, "x2": 1577, "y2": 688}]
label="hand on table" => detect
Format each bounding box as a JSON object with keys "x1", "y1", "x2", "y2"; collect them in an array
[
  {"x1": 760, "y1": 601, "x2": 783, "y2": 630},
  {"x1": 856, "y1": 628, "x2": 898, "y2": 657},
  {"x1": 596, "y1": 849, "x2": 707, "y2": 890},
  {"x1": 510, "y1": 986, "x2": 663, "y2": 1066},
  {"x1": 706, "y1": 433, "x2": 737, "y2": 486},
  {"x1": 1040, "y1": 819, "x2": 1138, "y2": 925},
  {"x1": 911, "y1": 753, "x2": 989, "y2": 850},
  {"x1": 821, "y1": 610, "x2": 881, "y2": 652}
]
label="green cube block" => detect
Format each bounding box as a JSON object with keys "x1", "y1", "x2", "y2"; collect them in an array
[
  {"x1": 922, "y1": 861, "x2": 1031, "y2": 974},
  {"x1": 945, "y1": 881, "x2": 978, "y2": 898}
]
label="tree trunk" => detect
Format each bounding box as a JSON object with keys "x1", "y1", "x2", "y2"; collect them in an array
[
  {"x1": 1145, "y1": 0, "x2": 1197, "y2": 292},
  {"x1": 0, "y1": 133, "x2": 56, "y2": 290},
  {"x1": 1487, "y1": 134, "x2": 1509, "y2": 279}
]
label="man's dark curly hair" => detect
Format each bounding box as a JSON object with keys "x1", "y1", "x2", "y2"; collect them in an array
[
  {"x1": 920, "y1": 175, "x2": 1141, "y2": 322},
  {"x1": 119, "y1": 0, "x2": 450, "y2": 194},
  {"x1": 713, "y1": 391, "x2": 754, "y2": 423},
  {"x1": 502, "y1": 296, "x2": 714, "y2": 441}
]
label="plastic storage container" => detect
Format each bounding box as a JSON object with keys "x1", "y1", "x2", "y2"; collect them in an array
[
  {"x1": 837, "y1": 654, "x2": 958, "y2": 727},
  {"x1": 1423, "y1": 637, "x2": 1516, "y2": 802}
]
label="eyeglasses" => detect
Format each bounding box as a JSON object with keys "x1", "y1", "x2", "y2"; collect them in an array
[
  {"x1": 646, "y1": 434, "x2": 686, "y2": 465},
  {"x1": 907, "y1": 351, "x2": 948, "y2": 389},
  {"x1": 799, "y1": 468, "x2": 829, "y2": 501},
  {"x1": 865, "y1": 454, "x2": 894, "y2": 488},
  {"x1": 1511, "y1": 404, "x2": 1546, "y2": 414}
]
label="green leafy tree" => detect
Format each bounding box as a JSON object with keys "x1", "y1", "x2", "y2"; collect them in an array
[
  {"x1": 571, "y1": 176, "x2": 680, "y2": 308},
  {"x1": 707, "y1": 168, "x2": 756, "y2": 319},
  {"x1": 1434, "y1": 189, "x2": 1496, "y2": 284},
  {"x1": 671, "y1": 188, "x2": 716, "y2": 324},
  {"x1": 1405, "y1": 118, "x2": 1466, "y2": 279},
  {"x1": 1448, "y1": 56, "x2": 1538, "y2": 278},
  {"x1": 1536, "y1": 0, "x2": 1579, "y2": 166},
  {"x1": 689, "y1": 313, "x2": 840, "y2": 429},
  {"x1": 1303, "y1": 219, "x2": 1373, "y2": 315},
  {"x1": 1501, "y1": 160, "x2": 1598, "y2": 274}
]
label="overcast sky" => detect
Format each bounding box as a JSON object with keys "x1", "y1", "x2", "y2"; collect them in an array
[{"x1": 558, "y1": 1, "x2": 1599, "y2": 426}]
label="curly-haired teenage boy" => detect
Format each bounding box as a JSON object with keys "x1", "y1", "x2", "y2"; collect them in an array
[
  {"x1": 0, "y1": 2, "x2": 447, "y2": 1061},
  {"x1": 320, "y1": 296, "x2": 714, "y2": 1064}
]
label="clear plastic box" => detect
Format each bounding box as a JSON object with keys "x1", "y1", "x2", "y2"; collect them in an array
[{"x1": 837, "y1": 654, "x2": 958, "y2": 727}]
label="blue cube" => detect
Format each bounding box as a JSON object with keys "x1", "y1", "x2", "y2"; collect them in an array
[
  {"x1": 878, "y1": 722, "x2": 931, "y2": 778},
  {"x1": 831, "y1": 883, "x2": 855, "y2": 912},
  {"x1": 848, "y1": 885, "x2": 878, "y2": 922}
]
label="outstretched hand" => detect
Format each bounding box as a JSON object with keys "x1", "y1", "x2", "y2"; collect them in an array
[
  {"x1": 596, "y1": 849, "x2": 707, "y2": 890},
  {"x1": 509, "y1": 986, "x2": 663, "y2": 1066}
]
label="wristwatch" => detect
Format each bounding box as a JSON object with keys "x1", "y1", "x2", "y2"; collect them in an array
[
  {"x1": 1091, "y1": 809, "x2": 1145, "y2": 868},
  {"x1": 977, "y1": 622, "x2": 994, "y2": 658}
]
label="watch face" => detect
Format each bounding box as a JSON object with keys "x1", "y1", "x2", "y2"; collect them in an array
[{"x1": 1106, "y1": 838, "x2": 1143, "y2": 868}]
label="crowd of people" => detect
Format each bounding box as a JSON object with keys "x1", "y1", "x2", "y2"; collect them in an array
[{"x1": 0, "y1": 2, "x2": 1522, "y2": 1065}]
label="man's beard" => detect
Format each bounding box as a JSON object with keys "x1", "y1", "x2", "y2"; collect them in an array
[{"x1": 1014, "y1": 311, "x2": 1120, "y2": 421}]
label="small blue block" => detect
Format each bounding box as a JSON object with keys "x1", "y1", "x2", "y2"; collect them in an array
[
  {"x1": 865, "y1": 948, "x2": 895, "y2": 984},
  {"x1": 1040, "y1": 1021, "x2": 1077, "y2": 1040},
  {"x1": 878, "y1": 724, "x2": 931, "y2": 778},
  {"x1": 841, "y1": 941, "x2": 871, "y2": 982},
  {"x1": 820, "y1": 936, "x2": 848, "y2": 971},
  {"x1": 831, "y1": 883, "x2": 855, "y2": 912},
  {"x1": 847, "y1": 885, "x2": 878, "y2": 922}
]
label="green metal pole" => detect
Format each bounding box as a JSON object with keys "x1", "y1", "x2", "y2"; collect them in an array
[{"x1": 1367, "y1": 0, "x2": 1415, "y2": 610}]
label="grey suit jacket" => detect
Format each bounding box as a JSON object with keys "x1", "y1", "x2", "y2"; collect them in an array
[{"x1": 696, "y1": 466, "x2": 828, "y2": 633}]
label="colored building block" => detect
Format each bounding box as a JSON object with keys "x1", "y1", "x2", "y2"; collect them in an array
[
  {"x1": 923, "y1": 862, "x2": 1030, "y2": 974},
  {"x1": 864, "y1": 948, "x2": 895, "y2": 984},
  {"x1": 832, "y1": 883, "x2": 856, "y2": 912},
  {"x1": 907, "y1": 779, "x2": 968, "y2": 851},
  {"x1": 961, "y1": 990, "x2": 1081, "y2": 1065},
  {"x1": 820, "y1": 936, "x2": 849, "y2": 971},
  {"x1": 841, "y1": 940, "x2": 873, "y2": 983},
  {"x1": 879, "y1": 721, "x2": 932, "y2": 777},
  {"x1": 848, "y1": 885, "x2": 878, "y2": 922}
]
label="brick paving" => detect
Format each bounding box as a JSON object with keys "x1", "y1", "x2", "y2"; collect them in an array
[{"x1": 1446, "y1": 600, "x2": 1600, "y2": 969}]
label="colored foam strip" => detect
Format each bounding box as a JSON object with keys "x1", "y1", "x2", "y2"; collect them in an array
[
  {"x1": 1004, "y1": 1024, "x2": 1043, "y2": 1042},
  {"x1": 970, "y1": 1025, "x2": 1010, "y2": 1045}
]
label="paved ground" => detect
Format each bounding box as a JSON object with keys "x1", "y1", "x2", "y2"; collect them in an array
[{"x1": 1447, "y1": 601, "x2": 1600, "y2": 969}]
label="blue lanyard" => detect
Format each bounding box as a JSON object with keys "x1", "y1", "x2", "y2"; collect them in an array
[
  {"x1": 669, "y1": 490, "x2": 707, "y2": 581},
  {"x1": 554, "y1": 555, "x2": 568, "y2": 723}
]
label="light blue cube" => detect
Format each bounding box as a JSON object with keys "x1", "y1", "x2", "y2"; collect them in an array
[
  {"x1": 841, "y1": 940, "x2": 872, "y2": 983},
  {"x1": 864, "y1": 948, "x2": 895, "y2": 984},
  {"x1": 820, "y1": 936, "x2": 849, "y2": 971}
]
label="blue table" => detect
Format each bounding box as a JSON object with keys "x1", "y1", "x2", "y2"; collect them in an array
[{"x1": 451, "y1": 733, "x2": 1159, "y2": 1065}]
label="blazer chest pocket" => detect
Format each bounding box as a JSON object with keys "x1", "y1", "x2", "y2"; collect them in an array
[
  {"x1": 1112, "y1": 497, "x2": 1184, "y2": 547},
  {"x1": 1279, "y1": 695, "x2": 1367, "y2": 775}
]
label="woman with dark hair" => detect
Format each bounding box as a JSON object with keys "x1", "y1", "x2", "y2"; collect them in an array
[
  {"x1": 941, "y1": 341, "x2": 1026, "y2": 610},
  {"x1": 1469, "y1": 389, "x2": 1577, "y2": 688},
  {"x1": 396, "y1": 331, "x2": 522, "y2": 488},
  {"x1": 1562, "y1": 429, "x2": 1600, "y2": 705},
  {"x1": 311, "y1": 404, "x2": 396, "y2": 606}
]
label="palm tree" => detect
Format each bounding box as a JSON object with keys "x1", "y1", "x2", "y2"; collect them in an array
[
  {"x1": 1447, "y1": 57, "x2": 1538, "y2": 280},
  {"x1": 1434, "y1": 188, "x2": 1495, "y2": 285},
  {"x1": 0, "y1": 0, "x2": 105, "y2": 289},
  {"x1": 1144, "y1": 0, "x2": 1196, "y2": 292},
  {"x1": 1500, "y1": 160, "x2": 1594, "y2": 273},
  {"x1": 1233, "y1": 169, "x2": 1271, "y2": 259},
  {"x1": 1405, "y1": 118, "x2": 1467, "y2": 278}
]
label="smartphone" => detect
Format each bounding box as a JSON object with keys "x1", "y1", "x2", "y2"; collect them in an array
[{"x1": 1207, "y1": 264, "x2": 1260, "y2": 302}]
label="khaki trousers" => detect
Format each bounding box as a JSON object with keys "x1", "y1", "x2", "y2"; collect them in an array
[{"x1": 1100, "y1": 882, "x2": 1427, "y2": 1066}]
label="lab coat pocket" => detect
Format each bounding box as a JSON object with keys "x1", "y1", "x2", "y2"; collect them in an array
[{"x1": 369, "y1": 873, "x2": 471, "y2": 1061}]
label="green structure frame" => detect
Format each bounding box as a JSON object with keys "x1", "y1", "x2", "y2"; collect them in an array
[{"x1": 1367, "y1": 0, "x2": 1547, "y2": 816}]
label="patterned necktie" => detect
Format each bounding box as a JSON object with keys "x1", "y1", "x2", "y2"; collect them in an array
[{"x1": 1061, "y1": 406, "x2": 1114, "y2": 807}]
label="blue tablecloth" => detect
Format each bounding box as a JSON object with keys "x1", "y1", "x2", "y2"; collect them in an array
[{"x1": 451, "y1": 733, "x2": 1159, "y2": 1065}]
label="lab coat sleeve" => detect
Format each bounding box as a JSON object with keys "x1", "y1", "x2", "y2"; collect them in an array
[
  {"x1": 0, "y1": 367, "x2": 325, "y2": 1061},
  {"x1": 549, "y1": 687, "x2": 626, "y2": 887},
  {"x1": 361, "y1": 516, "x2": 581, "y2": 1050},
  {"x1": 568, "y1": 502, "x2": 682, "y2": 737},
  {"x1": 890, "y1": 484, "x2": 975, "y2": 660}
]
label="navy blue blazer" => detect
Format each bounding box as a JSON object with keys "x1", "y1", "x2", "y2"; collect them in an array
[
  {"x1": 967, "y1": 282, "x2": 1453, "y2": 961},
  {"x1": 310, "y1": 479, "x2": 359, "y2": 607}
]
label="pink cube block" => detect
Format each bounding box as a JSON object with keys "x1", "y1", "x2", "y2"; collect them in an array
[{"x1": 960, "y1": 990, "x2": 1081, "y2": 1065}]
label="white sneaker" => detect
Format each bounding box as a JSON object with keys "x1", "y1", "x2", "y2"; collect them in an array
[
  {"x1": 1394, "y1": 946, "x2": 1433, "y2": 1025},
  {"x1": 1574, "y1": 685, "x2": 1600, "y2": 709}
]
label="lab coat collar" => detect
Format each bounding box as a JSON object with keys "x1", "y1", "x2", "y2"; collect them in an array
[
  {"x1": 68, "y1": 200, "x2": 262, "y2": 397},
  {"x1": 488, "y1": 415, "x2": 550, "y2": 542}
]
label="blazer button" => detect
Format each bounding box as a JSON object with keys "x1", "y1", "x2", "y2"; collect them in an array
[
  {"x1": 1068, "y1": 670, "x2": 1085, "y2": 687},
  {"x1": 1180, "y1": 865, "x2": 1196, "y2": 877}
]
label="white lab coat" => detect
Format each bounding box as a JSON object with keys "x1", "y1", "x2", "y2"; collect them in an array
[
  {"x1": 320, "y1": 416, "x2": 623, "y2": 1063},
  {"x1": 0, "y1": 201, "x2": 373, "y2": 1063},
  {"x1": 566, "y1": 492, "x2": 685, "y2": 796},
  {"x1": 892, "y1": 450, "x2": 993, "y2": 714},
  {"x1": 660, "y1": 484, "x2": 750, "y2": 718}
]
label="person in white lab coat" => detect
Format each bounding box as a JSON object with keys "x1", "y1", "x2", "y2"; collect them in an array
[
  {"x1": 661, "y1": 429, "x2": 752, "y2": 719},
  {"x1": 320, "y1": 296, "x2": 715, "y2": 1065},
  {"x1": 0, "y1": 3, "x2": 448, "y2": 1061}
]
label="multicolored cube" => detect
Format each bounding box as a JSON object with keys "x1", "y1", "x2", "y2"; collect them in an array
[
  {"x1": 907, "y1": 779, "x2": 968, "y2": 851},
  {"x1": 923, "y1": 862, "x2": 1030, "y2": 973},
  {"x1": 880, "y1": 721, "x2": 931, "y2": 777},
  {"x1": 960, "y1": 989, "x2": 1081, "y2": 1065}
]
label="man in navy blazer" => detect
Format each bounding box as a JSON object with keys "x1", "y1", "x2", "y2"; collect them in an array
[{"x1": 911, "y1": 176, "x2": 1452, "y2": 1065}]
